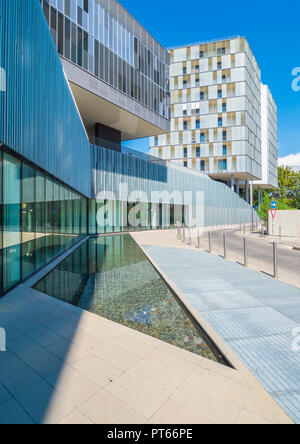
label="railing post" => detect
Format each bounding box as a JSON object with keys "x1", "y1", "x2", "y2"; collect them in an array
[
  {"x1": 197, "y1": 229, "x2": 200, "y2": 249},
  {"x1": 223, "y1": 232, "x2": 227, "y2": 259},
  {"x1": 188, "y1": 229, "x2": 191, "y2": 245},
  {"x1": 183, "y1": 224, "x2": 185, "y2": 243},
  {"x1": 244, "y1": 237, "x2": 248, "y2": 267},
  {"x1": 279, "y1": 226, "x2": 282, "y2": 240},
  {"x1": 243, "y1": 224, "x2": 246, "y2": 235},
  {"x1": 208, "y1": 231, "x2": 212, "y2": 254},
  {"x1": 273, "y1": 242, "x2": 278, "y2": 279}
]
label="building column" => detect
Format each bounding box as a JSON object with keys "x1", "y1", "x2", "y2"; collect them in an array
[
  {"x1": 250, "y1": 181, "x2": 253, "y2": 207},
  {"x1": 258, "y1": 187, "x2": 262, "y2": 206},
  {"x1": 231, "y1": 175, "x2": 235, "y2": 192},
  {"x1": 245, "y1": 180, "x2": 249, "y2": 203}
]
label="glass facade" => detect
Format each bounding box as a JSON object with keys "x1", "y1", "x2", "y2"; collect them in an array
[
  {"x1": 88, "y1": 200, "x2": 185, "y2": 234},
  {"x1": 0, "y1": 146, "x2": 186, "y2": 297},
  {"x1": 40, "y1": 0, "x2": 170, "y2": 119},
  {"x1": 0, "y1": 148, "x2": 87, "y2": 296}
]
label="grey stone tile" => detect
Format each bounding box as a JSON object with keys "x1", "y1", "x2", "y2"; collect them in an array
[
  {"x1": 0, "y1": 350, "x2": 44, "y2": 396},
  {"x1": 0, "y1": 384, "x2": 12, "y2": 406},
  {"x1": 0, "y1": 398, "x2": 35, "y2": 424}
]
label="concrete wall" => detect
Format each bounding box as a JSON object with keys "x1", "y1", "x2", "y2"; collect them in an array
[{"x1": 268, "y1": 210, "x2": 300, "y2": 236}]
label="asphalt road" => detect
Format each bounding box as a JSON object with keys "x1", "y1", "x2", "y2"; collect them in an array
[{"x1": 197, "y1": 229, "x2": 300, "y2": 287}]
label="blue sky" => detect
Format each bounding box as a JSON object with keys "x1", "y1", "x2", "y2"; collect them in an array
[{"x1": 120, "y1": 0, "x2": 300, "y2": 161}]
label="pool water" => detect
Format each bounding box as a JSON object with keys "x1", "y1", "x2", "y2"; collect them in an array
[{"x1": 34, "y1": 235, "x2": 226, "y2": 363}]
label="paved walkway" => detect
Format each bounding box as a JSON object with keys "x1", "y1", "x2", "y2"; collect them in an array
[
  {"x1": 136, "y1": 237, "x2": 300, "y2": 424},
  {"x1": 0, "y1": 233, "x2": 292, "y2": 424}
]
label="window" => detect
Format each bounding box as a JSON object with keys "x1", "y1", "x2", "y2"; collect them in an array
[
  {"x1": 218, "y1": 118, "x2": 222, "y2": 127},
  {"x1": 222, "y1": 75, "x2": 226, "y2": 83},
  {"x1": 222, "y1": 102, "x2": 226, "y2": 112},
  {"x1": 195, "y1": 65, "x2": 199, "y2": 72},
  {"x1": 183, "y1": 67, "x2": 187, "y2": 75},
  {"x1": 195, "y1": 77, "x2": 200, "y2": 86},
  {"x1": 183, "y1": 80, "x2": 187, "y2": 88},
  {"x1": 200, "y1": 91, "x2": 205, "y2": 101},
  {"x1": 218, "y1": 159, "x2": 227, "y2": 170},
  {"x1": 217, "y1": 62, "x2": 222, "y2": 70},
  {"x1": 183, "y1": 121, "x2": 188, "y2": 130},
  {"x1": 200, "y1": 132, "x2": 205, "y2": 143},
  {"x1": 196, "y1": 120, "x2": 200, "y2": 129},
  {"x1": 200, "y1": 160, "x2": 205, "y2": 171},
  {"x1": 218, "y1": 89, "x2": 222, "y2": 98},
  {"x1": 222, "y1": 131, "x2": 227, "y2": 141},
  {"x1": 184, "y1": 161, "x2": 188, "y2": 168},
  {"x1": 196, "y1": 108, "x2": 200, "y2": 115},
  {"x1": 184, "y1": 148, "x2": 188, "y2": 158},
  {"x1": 183, "y1": 109, "x2": 187, "y2": 116},
  {"x1": 223, "y1": 145, "x2": 227, "y2": 156},
  {"x1": 200, "y1": 51, "x2": 204, "y2": 58},
  {"x1": 196, "y1": 147, "x2": 200, "y2": 157},
  {"x1": 154, "y1": 137, "x2": 159, "y2": 146}
]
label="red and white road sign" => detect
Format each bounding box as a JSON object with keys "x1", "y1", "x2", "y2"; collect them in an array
[{"x1": 271, "y1": 209, "x2": 277, "y2": 219}]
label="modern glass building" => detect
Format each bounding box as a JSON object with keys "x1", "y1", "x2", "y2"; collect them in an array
[
  {"x1": 39, "y1": 0, "x2": 170, "y2": 148},
  {"x1": 0, "y1": 0, "x2": 258, "y2": 296}
]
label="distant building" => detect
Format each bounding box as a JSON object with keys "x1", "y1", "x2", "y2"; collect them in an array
[{"x1": 150, "y1": 37, "x2": 278, "y2": 203}]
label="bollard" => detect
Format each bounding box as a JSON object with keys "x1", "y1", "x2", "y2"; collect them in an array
[
  {"x1": 183, "y1": 225, "x2": 185, "y2": 243},
  {"x1": 223, "y1": 232, "x2": 227, "y2": 259},
  {"x1": 243, "y1": 224, "x2": 246, "y2": 235},
  {"x1": 188, "y1": 229, "x2": 191, "y2": 245},
  {"x1": 244, "y1": 237, "x2": 248, "y2": 267},
  {"x1": 273, "y1": 242, "x2": 278, "y2": 279},
  {"x1": 208, "y1": 231, "x2": 212, "y2": 254},
  {"x1": 197, "y1": 229, "x2": 200, "y2": 249}
]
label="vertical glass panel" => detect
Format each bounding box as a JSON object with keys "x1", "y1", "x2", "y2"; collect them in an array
[
  {"x1": 53, "y1": 182, "x2": 61, "y2": 234},
  {"x1": 67, "y1": 190, "x2": 73, "y2": 235},
  {"x1": 3, "y1": 153, "x2": 21, "y2": 291},
  {"x1": 96, "y1": 200, "x2": 105, "y2": 234},
  {"x1": 35, "y1": 171, "x2": 47, "y2": 272},
  {"x1": 73, "y1": 195, "x2": 81, "y2": 235},
  {"x1": 21, "y1": 164, "x2": 36, "y2": 279},
  {"x1": 60, "y1": 186, "x2": 67, "y2": 234},
  {"x1": 50, "y1": 7, "x2": 57, "y2": 47},
  {"x1": 46, "y1": 177, "x2": 54, "y2": 235},
  {"x1": 58, "y1": 12, "x2": 64, "y2": 55},
  {"x1": 88, "y1": 199, "x2": 96, "y2": 234},
  {"x1": 65, "y1": 17, "x2": 71, "y2": 60},
  {"x1": 81, "y1": 199, "x2": 87, "y2": 235},
  {"x1": 71, "y1": 22, "x2": 77, "y2": 63},
  {"x1": 77, "y1": 27, "x2": 83, "y2": 67},
  {"x1": 114, "y1": 200, "x2": 120, "y2": 233}
]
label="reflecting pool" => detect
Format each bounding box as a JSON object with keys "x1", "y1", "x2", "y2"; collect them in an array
[{"x1": 34, "y1": 235, "x2": 227, "y2": 363}]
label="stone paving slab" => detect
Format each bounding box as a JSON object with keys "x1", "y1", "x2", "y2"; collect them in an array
[{"x1": 142, "y1": 245, "x2": 300, "y2": 424}]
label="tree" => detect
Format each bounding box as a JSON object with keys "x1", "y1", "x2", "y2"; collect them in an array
[{"x1": 272, "y1": 166, "x2": 300, "y2": 208}]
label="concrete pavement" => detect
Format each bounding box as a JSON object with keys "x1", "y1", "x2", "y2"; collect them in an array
[{"x1": 132, "y1": 230, "x2": 300, "y2": 424}]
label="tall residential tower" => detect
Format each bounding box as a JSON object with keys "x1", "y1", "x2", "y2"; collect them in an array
[{"x1": 150, "y1": 37, "x2": 278, "y2": 197}]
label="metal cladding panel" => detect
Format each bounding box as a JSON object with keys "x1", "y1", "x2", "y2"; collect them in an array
[
  {"x1": 91, "y1": 145, "x2": 258, "y2": 227},
  {"x1": 0, "y1": 0, "x2": 91, "y2": 197}
]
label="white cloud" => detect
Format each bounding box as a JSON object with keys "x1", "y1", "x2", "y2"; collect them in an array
[{"x1": 278, "y1": 152, "x2": 300, "y2": 168}]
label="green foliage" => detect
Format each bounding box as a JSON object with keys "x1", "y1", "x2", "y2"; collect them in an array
[
  {"x1": 257, "y1": 193, "x2": 292, "y2": 222},
  {"x1": 271, "y1": 166, "x2": 300, "y2": 209}
]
